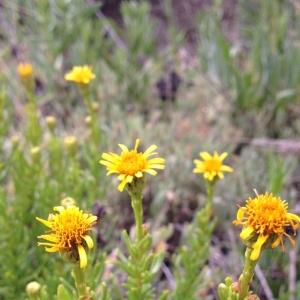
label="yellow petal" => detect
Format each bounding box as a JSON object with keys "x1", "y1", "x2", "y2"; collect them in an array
[
  {"x1": 200, "y1": 152, "x2": 212, "y2": 160},
  {"x1": 217, "y1": 172, "x2": 224, "y2": 179},
  {"x1": 237, "y1": 208, "x2": 245, "y2": 220},
  {"x1": 147, "y1": 158, "x2": 165, "y2": 164},
  {"x1": 253, "y1": 235, "x2": 269, "y2": 247},
  {"x1": 118, "y1": 178, "x2": 127, "y2": 192},
  {"x1": 220, "y1": 165, "x2": 233, "y2": 172},
  {"x1": 36, "y1": 217, "x2": 52, "y2": 228},
  {"x1": 53, "y1": 206, "x2": 65, "y2": 212},
  {"x1": 118, "y1": 144, "x2": 129, "y2": 153},
  {"x1": 134, "y1": 139, "x2": 140, "y2": 151},
  {"x1": 144, "y1": 169, "x2": 157, "y2": 176},
  {"x1": 142, "y1": 145, "x2": 157, "y2": 158},
  {"x1": 126, "y1": 175, "x2": 133, "y2": 183},
  {"x1": 250, "y1": 247, "x2": 260, "y2": 261},
  {"x1": 118, "y1": 174, "x2": 126, "y2": 180},
  {"x1": 240, "y1": 226, "x2": 254, "y2": 240},
  {"x1": 83, "y1": 235, "x2": 94, "y2": 249},
  {"x1": 218, "y1": 152, "x2": 228, "y2": 161},
  {"x1": 38, "y1": 235, "x2": 59, "y2": 243},
  {"x1": 78, "y1": 244, "x2": 87, "y2": 268},
  {"x1": 45, "y1": 246, "x2": 61, "y2": 252},
  {"x1": 146, "y1": 164, "x2": 165, "y2": 169}
]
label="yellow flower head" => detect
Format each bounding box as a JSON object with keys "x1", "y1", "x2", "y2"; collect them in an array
[
  {"x1": 100, "y1": 139, "x2": 165, "y2": 192},
  {"x1": 193, "y1": 151, "x2": 233, "y2": 181},
  {"x1": 64, "y1": 65, "x2": 96, "y2": 84},
  {"x1": 36, "y1": 206, "x2": 97, "y2": 268},
  {"x1": 18, "y1": 62, "x2": 33, "y2": 77},
  {"x1": 233, "y1": 191, "x2": 300, "y2": 261}
]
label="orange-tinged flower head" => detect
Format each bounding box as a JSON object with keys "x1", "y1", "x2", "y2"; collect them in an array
[
  {"x1": 64, "y1": 65, "x2": 95, "y2": 84},
  {"x1": 193, "y1": 151, "x2": 233, "y2": 181},
  {"x1": 100, "y1": 139, "x2": 165, "y2": 192},
  {"x1": 233, "y1": 190, "x2": 300, "y2": 261},
  {"x1": 18, "y1": 62, "x2": 33, "y2": 77},
  {"x1": 36, "y1": 206, "x2": 97, "y2": 268}
]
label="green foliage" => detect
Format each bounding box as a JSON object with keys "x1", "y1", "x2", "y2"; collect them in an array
[
  {"x1": 197, "y1": 0, "x2": 300, "y2": 137},
  {"x1": 102, "y1": 1, "x2": 157, "y2": 111},
  {"x1": 113, "y1": 231, "x2": 166, "y2": 300},
  {"x1": 172, "y1": 203, "x2": 215, "y2": 300}
]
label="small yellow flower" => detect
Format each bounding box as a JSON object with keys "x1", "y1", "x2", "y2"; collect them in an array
[
  {"x1": 100, "y1": 139, "x2": 165, "y2": 192},
  {"x1": 18, "y1": 62, "x2": 33, "y2": 77},
  {"x1": 18, "y1": 62, "x2": 35, "y2": 92},
  {"x1": 233, "y1": 191, "x2": 300, "y2": 260},
  {"x1": 64, "y1": 65, "x2": 96, "y2": 84},
  {"x1": 36, "y1": 206, "x2": 97, "y2": 268},
  {"x1": 193, "y1": 151, "x2": 233, "y2": 181}
]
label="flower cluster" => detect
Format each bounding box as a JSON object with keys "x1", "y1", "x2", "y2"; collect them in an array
[
  {"x1": 100, "y1": 139, "x2": 165, "y2": 191},
  {"x1": 64, "y1": 65, "x2": 95, "y2": 84},
  {"x1": 36, "y1": 206, "x2": 97, "y2": 268},
  {"x1": 193, "y1": 151, "x2": 233, "y2": 181},
  {"x1": 233, "y1": 191, "x2": 300, "y2": 260},
  {"x1": 18, "y1": 63, "x2": 33, "y2": 77}
]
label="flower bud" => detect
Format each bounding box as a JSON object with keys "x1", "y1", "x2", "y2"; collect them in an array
[
  {"x1": 61, "y1": 197, "x2": 76, "y2": 207},
  {"x1": 45, "y1": 116, "x2": 56, "y2": 133},
  {"x1": 30, "y1": 146, "x2": 41, "y2": 164},
  {"x1": 230, "y1": 281, "x2": 239, "y2": 293},
  {"x1": 26, "y1": 281, "x2": 41, "y2": 298},
  {"x1": 91, "y1": 102, "x2": 99, "y2": 112},
  {"x1": 64, "y1": 136, "x2": 78, "y2": 157},
  {"x1": 142, "y1": 224, "x2": 149, "y2": 236},
  {"x1": 18, "y1": 63, "x2": 35, "y2": 92},
  {"x1": 10, "y1": 135, "x2": 19, "y2": 148},
  {"x1": 85, "y1": 116, "x2": 92, "y2": 126}
]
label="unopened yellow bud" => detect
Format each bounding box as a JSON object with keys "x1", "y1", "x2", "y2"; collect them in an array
[
  {"x1": 142, "y1": 224, "x2": 149, "y2": 236},
  {"x1": 30, "y1": 146, "x2": 41, "y2": 164},
  {"x1": 18, "y1": 62, "x2": 35, "y2": 92},
  {"x1": 91, "y1": 102, "x2": 99, "y2": 112},
  {"x1": 61, "y1": 197, "x2": 76, "y2": 207},
  {"x1": 26, "y1": 281, "x2": 41, "y2": 298},
  {"x1": 64, "y1": 136, "x2": 78, "y2": 157},
  {"x1": 10, "y1": 135, "x2": 19, "y2": 148},
  {"x1": 85, "y1": 116, "x2": 92, "y2": 126},
  {"x1": 45, "y1": 116, "x2": 56, "y2": 133}
]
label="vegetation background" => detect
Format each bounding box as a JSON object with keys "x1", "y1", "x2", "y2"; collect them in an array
[{"x1": 1, "y1": 0, "x2": 300, "y2": 299}]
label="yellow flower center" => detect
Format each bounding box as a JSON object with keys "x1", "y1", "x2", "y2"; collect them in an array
[
  {"x1": 203, "y1": 158, "x2": 222, "y2": 172},
  {"x1": 118, "y1": 150, "x2": 147, "y2": 175},
  {"x1": 245, "y1": 195, "x2": 289, "y2": 235},
  {"x1": 51, "y1": 208, "x2": 93, "y2": 248}
]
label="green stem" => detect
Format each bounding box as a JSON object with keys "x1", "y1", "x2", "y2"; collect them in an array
[
  {"x1": 206, "y1": 181, "x2": 214, "y2": 216},
  {"x1": 131, "y1": 192, "x2": 143, "y2": 243},
  {"x1": 238, "y1": 247, "x2": 258, "y2": 300},
  {"x1": 71, "y1": 263, "x2": 88, "y2": 297}
]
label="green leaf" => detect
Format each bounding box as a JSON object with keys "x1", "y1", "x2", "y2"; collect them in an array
[
  {"x1": 57, "y1": 285, "x2": 72, "y2": 300},
  {"x1": 149, "y1": 251, "x2": 165, "y2": 275}
]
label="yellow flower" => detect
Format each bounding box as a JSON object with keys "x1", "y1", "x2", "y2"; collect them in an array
[
  {"x1": 193, "y1": 151, "x2": 233, "y2": 181},
  {"x1": 64, "y1": 65, "x2": 96, "y2": 84},
  {"x1": 100, "y1": 139, "x2": 165, "y2": 192},
  {"x1": 233, "y1": 191, "x2": 300, "y2": 260},
  {"x1": 18, "y1": 62, "x2": 35, "y2": 92},
  {"x1": 18, "y1": 62, "x2": 33, "y2": 77},
  {"x1": 36, "y1": 206, "x2": 97, "y2": 268}
]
